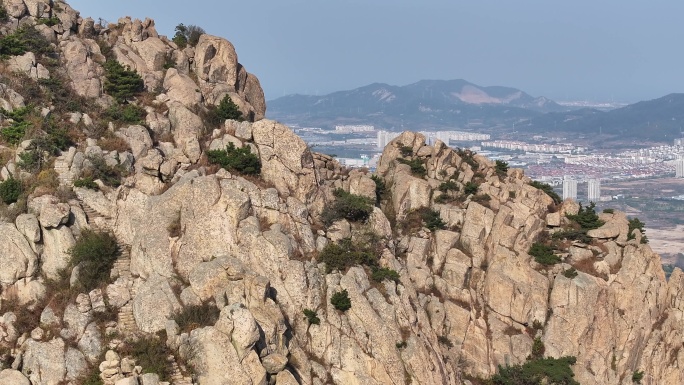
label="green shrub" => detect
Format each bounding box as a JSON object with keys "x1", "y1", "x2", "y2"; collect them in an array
[
  {"x1": 37, "y1": 17, "x2": 61, "y2": 27},
  {"x1": 303, "y1": 309, "x2": 320, "y2": 325},
  {"x1": 17, "y1": 150, "x2": 42, "y2": 172},
  {"x1": 103, "y1": 60, "x2": 144, "y2": 103},
  {"x1": 318, "y1": 238, "x2": 379, "y2": 274},
  {"x1": 566, "y1": 202, "x2": 603, "y2": 231},
  {"x1": 0, "y1": 26, "x2": 53, "y2": 57},
  {"x1": 172, "y1": 23, "x2": 205, "y2": 49},
  {"x1": 371, "y1": 267, "x2": 400, "y2": 283},
  {"x1": 84, "y1": 156, "x2": 126, "y2": 187},
  {"x1": 321, "y1": 188, "x2": 374, "y2": 226},
  {"x1": 602, "y1": 208, "x2": 614, "y2": 214},
  {"x1": 397, "y1": 158, "x2": 426, "y2": 177},
  {"x1": 174, "y1": 304, "x2": 220, "y2": 333},
  {"x1": 421, "y1": 208, "x2": 446, "y2": 231},
  {"x1": 216, "y1": 94, "x2": 244, "y2": 121},
  {"x1": 552, "y1": 229, "x2": 592, "y2": 244},
  {"x1": 632, "y1": 370, "x2": 644, "y2": 383},
  {"x1": 74, "y1": 177, "x2": 99, "y2": 190},
  {"x1": 0, "y1": 178, "x2": 22, "y2": 204},
  {"x1": 563, "y1": 268, "x2": 578, "y2": 279},
  {"x1": 0, "y1": 4, "x2": 8, "y2": 22},
  {"x1": 68, "y1": 229, "x2": 119, "y2": 291},
  {"x1": 463, "y1": 181, "x2": 479, "y2": 195},
  {"x1": 457, "y1": 148, "x2": 478, "y2": 171},
  {"x1": 627, "y1": 217, "x2": 647, "y2": 243},
  {"x1": 495, "y1": 160, "x2": 509, "y2": 177},
  {"x1": 438, "y1": 180, "x2": 458, "y2": 193},
  {"x1": 492, "y1": 356, "x2": 579, "y2": 385},
  {"x1": 103, "y1": 103, "x2": 146, "y2": 125},
  {"x1": 531, "y1": 337, "x2": 545, "y2": 359},
  {"x1": 529, "y1": 181, "x2": 562, "y2": 205},
  {"x1": 79, "y1": 368, "x2": 103, "y2": 385},
  {"x1": 0, "y1": 120, "x2": 29, "y2": 145},
  {"x1": 370, "y1": 175, "x2": 387, "y2": 205},
  {"x1": 529, "y1": 242, "x2": 560, "y2": 265},
  {"x1": 331, "y1": 289, "x2": 351, "y2": 311},
  {"x1": 121, "y1": 334, "x2": 172, "y2": 381},
  {"x1": 207, "y1": 143, "x2": 261, "y2": 175},
  {"x1": 399, "y1": 145, "x2": 413, "y2": 157}
]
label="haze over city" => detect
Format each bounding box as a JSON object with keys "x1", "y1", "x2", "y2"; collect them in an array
[{"x1": 69, "y1": 0, "x2": 684, "y2": 102}]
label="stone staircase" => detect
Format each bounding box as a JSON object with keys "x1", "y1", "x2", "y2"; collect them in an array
[
  {"x1": 79, "y1": 200, "x2": 139, "y2": 335},
  {"x1": 168, "y1": 356, "x2": 194, "y2": 385}
]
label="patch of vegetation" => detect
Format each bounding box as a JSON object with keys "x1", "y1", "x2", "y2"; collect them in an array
[
  {"x1": 121, "y1": 333, "x2": 172, "y2": 381},
  {"x1": 167, "y1": 212, "x2": 182, "y2": 237},
  {"x1": 0, "y1": 105, "x2": 33, "y2": 146},
  {"x1": 103, "y1": 59, "x2": 145, "y2": 103},
  {"x1": 103, "y1": 103, "x2": 146, "y2": 125},
  {"x1": 491, "y1": 356, "x2": 579, "y2": 385},
  {"x1": 472, "y1": 194, "x2": 491, "y2": 204},
  {"x1": 0, "y1": 25, "x2": 53, "y2": 57},
  {"x1": 172, "y1": 23, "x2": 205, "y2": 49},
  {"x1": 602, "y1": 208, "x2": 614, "y2": 214},
  {"x1": 331, "y1": 289, "x2": 351, "y2": 311},
  {"x1": 370, "y1": 175, "x2": 387, "y2": 205},
  {"x1": 438, "y1": 180, "x2": 458, "y2": 193},
  {"x1": 0, "y1": 3, "x2": 8, "y2": 22},
  {"x1": 174, "y1": 304, "x2": 220, "y2": 333},
  {"x1": 83, "y1": 156, "x2": 126, "y2": 188},
  {"x1": 464, "y1": 181, "x2": 479, "y2": 195},
  {"x1": 79, "y1": 367, "x2": 104, "y2": 385},
  {"x1": 437, "y1": 335, "x2": 454, "y2": 348},
  {"x1": 397, "y1": 158, "x2": 426, "y2": 177},
  {"x1": 303, "y1": 309, "x2": 320, "y2": 325},
  {"x1": 17, "y1": 149, "x2": 42, "y2": 173},
  {"x1": 371, "y1": 267, "x2": 400, "y2": 283},
  {"x1": 627, "y1": 217, "x2": 648, "y2": 243},
  {"x1": 399, "y1": 145, "x2": 413, "y2": 157},
  {"x1": 563, "y1": 267, "x2": 578, "y2": 279},
  {"x1": 73, "y1": 177, "x2": 99, "y2": 190},
  {"x1": 206, "y1": 142, "x2": 261, "y2": 176},
  {"x1": 529, "y1": 180, "x2": 562, "y2": 205},
  {"x1": 421, "y1": 208, "x2": 446, "y2": 231},
  {"x1": 457, "y1": 148, "x2": 478, "y2": 171},
  {"x1": 551, "y1": 229, "x2": 592, "y2": 244},
  {"x1": 529, "y1": 242, "x2": 561, "y2": 265},
  {"x1": 216, "y1": 94, "x2": 244, "y2": 121},
  {"x1": 632, "y1": 370, "x2": 644, "y2": 383},
  {"x1": 37, "y1": 16, "x2": 61, "y2": 27},
  {"x1": 495, "y1": 160, "x2": 509, "y2": 177},
  {"x1": 0, "y1": 178, "x2": 22, "y2": 204},
  {"x1": 321, "y1": 188, "x2": 374, "y2": 226},
  {"x1": 318, "y1": 238, "x2": 379, "y2": 274},
  {"x1": 68, "y1": 229, "x2": 119, "y2": 291},
  {"x1": 531, "y1": 337, "x2": 545, "y2": 359},
  {"x1": 566, "y1": 202, "x2": 604, "y2": 231}
]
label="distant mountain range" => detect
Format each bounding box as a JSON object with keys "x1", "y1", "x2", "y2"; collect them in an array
[
  {"x1": 267, "y1": 79, "x2": 568, "y2": 130},
  {"x1": 268, "y1": 80, "x2": 684, "y2": 142},
  {"x1": 520, "y1": 93, "x2": 684, "y2": 141}
]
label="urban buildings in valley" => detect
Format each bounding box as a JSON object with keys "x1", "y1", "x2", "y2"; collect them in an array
[
  {"x1": 563, "y1": 175, "x2": 577, "y2": 200},
  {"x1": 588, "y1": 178, "x2": 601, "y2": 201}
]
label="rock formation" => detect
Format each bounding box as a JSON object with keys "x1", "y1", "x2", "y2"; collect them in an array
[{"x1": 0, "y1": 1, "x2": 682, "y2": 385}]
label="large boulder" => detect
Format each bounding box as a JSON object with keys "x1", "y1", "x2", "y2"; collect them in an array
[
  {"x1": 0, "y1": 223, "x2": 38, "y2": 285},
  {"x1": 132, "y1": 274, "x2": 182, "y2": 333}
]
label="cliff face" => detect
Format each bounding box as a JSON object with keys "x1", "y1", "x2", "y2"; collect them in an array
[{"x1": 0, "y1": 2, "x2": 682, "y2": 385}]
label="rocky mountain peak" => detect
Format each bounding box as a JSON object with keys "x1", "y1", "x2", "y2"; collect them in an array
[{"x1": 0, "y1": 1, "x2": 682, "y2": 385}]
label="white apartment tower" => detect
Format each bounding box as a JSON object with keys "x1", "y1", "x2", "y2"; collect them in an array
[
  {"x1": 563, "y1": 176, "x2": 577, "y2": 201},
  {"x1": 587, "y1": 179, "x2": 601, "y2": 202},
  {"x1": 377, "y1": 130, "x2": 400, "y2": 150},
  {"x1": 676, "y1": 157, "x2": 684, "y2": 178}
]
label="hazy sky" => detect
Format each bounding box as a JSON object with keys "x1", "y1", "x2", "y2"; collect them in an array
[{"x1": 68, "y1": 0, "x2": 684, "y2": 103}]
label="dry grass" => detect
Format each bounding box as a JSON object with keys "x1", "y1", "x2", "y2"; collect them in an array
[{"x1": 99, "y1": 135, "x2": 130, "y2": 153}]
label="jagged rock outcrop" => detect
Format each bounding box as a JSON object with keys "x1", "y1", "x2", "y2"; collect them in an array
[{"x1": 0, "y1": 2, "x2": 683, "y2": 385}]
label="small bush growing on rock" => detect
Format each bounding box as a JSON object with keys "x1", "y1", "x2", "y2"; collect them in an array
[
  {"x1": 529, "y1": 242, "x2": 560, "y2": 265},
  {"x1": 603, "y1": 208, "x2": 614, "y2": 214},
  {"x1": 567, "y1": 202, "x2": 603, "y2": 231},
  {"x1": 0, "y1": 178, "x2": 22, "y2": 204},
  {"x1": 172, "y1": 23, "x2": 205, "y2": 49},
  {"x1": 563, "y1": 267, "x2": 578, "y2": 279},
  {"x1": 495, "y1": 160, "x2": 509, "y2": 177},
  {"x1": 0, "y1": 4, "x2": 8, "y2": 22},
  {"x1": 103, "y1": 59, "x2": 144, "y2": 103},
  {"x1": 371, "y1": 267, "x2": 400, "y2": 283},
  {"x1": 529, "y1": 180, "x2": 562, "y2": 205},
  {"x1": 463, "y1": 181, "x2": 479, "y2": 195},
  {"x1": 303, "y1": 309, "x2": 320, "y2": 325},
  {"x1": 627, "y1": 217, "x2": 647, "y2": 243},
  {"x1": 83, "y1": 156, "x2": 126, "y2": 188},
  {"x1": 438, "y1": 335, "x2": 454, "y2": 348},
  {"x1": 206, "y1": 142, "x2": 261, "y2": 176},
  {"x1": 531, "y1": 337, "x2": 545, "y2": 359},
  {"x1": 318, "y1": 238, "x2": 379, "y2": 274},
  {"x1": 73, "y1": 177, "x2": 98, "y2": 191},
  {"x1": 399, "y1": 145, "x2": 413, "y2": 157},
  {"x1": 632, "y1": 370, "x2": 644, "y2": 383},
  {"x1": 397, "y1": 158, "x2": 426, "y2": 177},
  {"x1": 216, "y1": 94, "x2": 244, "y2": 122},
  {"x1": 120, "y1": 333, "x2": 172, "y2": 381},
  {"x1": 79, "y1": 367, "x2": 104, "y2": 385},
  {"x1": 396, "y1": 341, "x2": 407, "y2": 349},
  {"x1": 331, "y1": 289, "x2": 351, "y2": 311},
  {"x1": 421, "y1": 208, "x2": 446, "y2": 231},
  {"x1": 174, "y1": 304, "x2": 220, "y2": 333},
  {"x1": 321, "y1": 188, "x2": 374, "y2": 226},
  {"x1": 492, "y1": 356, "x2": 579, "y2": 385},
  {"x1": 438, "y1": 180, "x2": 458, "y2": 193},
  {"x1": 103, "y1": 103, "x2": 146, "y2": 125},
  {"x1": 370, "y1": 175, "x2": 387, "y2": 205},
  {"x1": 472, "y1": 194, "x2": 491, "y2": 204},
  {"x1": 0, "y1": 26, "x2": 53, "y2": 57},
  {"x1": 69, "y1": 229, "x2": 119, "y2": 291},
  {"x1": 457, "y1": 148, "x2": 478, "y2": 171}
]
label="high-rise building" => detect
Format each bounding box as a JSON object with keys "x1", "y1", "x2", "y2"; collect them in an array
[
  {"x1": 376, "y1": 131, "x2": 400, "y2": 150},
  {"x1": 563, "y1": 176, "x2": 577, "y2": 201},
  {"x1": 587, "y1": 179, "x2": 601, "y2": 202},
  {"x1": 676, "y1": 157, "x2": 684, "y2": 178}
]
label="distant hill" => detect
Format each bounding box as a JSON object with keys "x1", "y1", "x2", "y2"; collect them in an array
[
  {"x1": 267, "y1": 79, "x2": 568, "y2": 129},
  {"x1": 520, "y1": 93, "x2": 684, "y2": 141}
]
